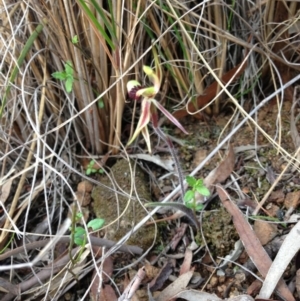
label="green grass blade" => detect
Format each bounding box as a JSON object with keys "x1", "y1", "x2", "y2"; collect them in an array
[
  {"x1": 76, "y1": 0, "x2": 115, "y2": 50},
  {"x1": 107, "y1": 0, "x2": 117, "y2": 39},
  {"x1": 0, "y1": 18, "x2": 47, "y2": 119},
  {"x1": 89, "y1": 0, "x2": 116, "y2": 41}
]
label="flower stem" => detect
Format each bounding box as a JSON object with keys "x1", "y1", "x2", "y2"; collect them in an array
[{"x1": 153, "y1": 127, "x2": 185, "y2": 201}]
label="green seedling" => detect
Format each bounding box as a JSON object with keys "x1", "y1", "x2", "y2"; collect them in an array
[
  {"x1": 52, "y1": 60, "x2": 74, "y2": 93},
  {"x1": 71, "y1": 35, "x2": 78, "y2": 44},
  {"x1": 184, "y1": 176, "x2": 210, "y2": 212},
  {"x1": 98, "y1": 99, "x2": 105, "y2": 108},
  {"x1": 86, "y1": 159, "x2": 104, "y2": 175},
  {"x1": 146, "y1": 176, "x2": 209, "y2": 229},
  {"x1": 73, "y1": 212, "x2": 105, "y2": 246}
]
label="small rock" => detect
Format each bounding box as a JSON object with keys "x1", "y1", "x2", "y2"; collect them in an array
[
  {"x1": 284, "y1": 191, "x2": 300, "y2": 209},
  {"x1": 253, "y1": 220, "x2": 277, "y2": 245},
  {"x1": 75, "y1": 191, "x2": 91, "y2": 206},
  {"x1": 77, "y1": 180, "x2": 93, "y2": 193}
]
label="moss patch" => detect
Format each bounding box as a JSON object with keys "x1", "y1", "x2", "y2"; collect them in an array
[{"x1": 91, "y1": 159, "x2": 156, "y2": 250}]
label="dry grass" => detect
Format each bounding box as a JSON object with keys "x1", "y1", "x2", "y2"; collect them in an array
[{"x1": 1, "y1": 0, "x2": 300, "y2": 299}]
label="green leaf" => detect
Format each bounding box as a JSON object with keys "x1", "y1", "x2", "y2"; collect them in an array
[
  {"x1": 186, "y1": 176, "x2": 197, "y2": 187},
  {"x1": 72, "y1": 35, "x2": 78, "y2": 44},
  {"x1": 52, "y1": 71, "x2": 67, "y2": 80},
  {"x1": 87, "y1": 218, "x2": 105, "y2": 231},
  {"x1": 76, "y1": 212, "x2": 83, "y2": 219},
  {"x1": 195, "y1": 186, "x2": 210, "y2": 197},
  {"x1": 195, "y1": 204, "x2": 204, "y2": 211},
  {"x1": 65, "y1": 77, "x2": 74, "y2": 93},
  {"x1": 65, "y1": 61, "x2": 73, "y2": 76},
  {"x1": 98, "y1": 99, "x2": 104, "y2": 108},
  {"x1": 184, "y1": 190, "x2": 194, "y2": 202},
  {"x1": 89, "y1": 160, "x2": 95, "y2": 166},
  {"x1": 76, "y1": 0, "x2": 115, "y2": 50},
  {"x1": 195, "y1": 179, "x2": 204, "y2": 187},
  {"x1": 185, "y1": 202, "x2": 194, "y2": 209},
  {"x1": 86, "y1": 168, "x2": 91, "y2": 175},
  {"x1": 74, "y1": 227, "x2": 86, "y2": 246}
]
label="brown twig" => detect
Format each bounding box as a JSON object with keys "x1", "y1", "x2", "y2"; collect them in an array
[
  {"x1": 0, "y1": 235, "x2": 143, "y2": 262},
  {"x1": 1, "y1": 247, "x2": 82, "y2": 301}
]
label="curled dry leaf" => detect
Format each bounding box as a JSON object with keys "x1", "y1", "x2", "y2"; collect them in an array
[
  {"x1": 0, "y1": 178, "x2": 12, "y2": 204},
  {"x1": 170, "y1": 223, "x2": 188, "y2": 250},
  {"x1": 90, "y1": 256, "x2": 114, "y2": 300},
  {"x1": 149, "y1": 261, "x2": 173, "y2": 292},
  {"x1": 204, "y1": 144, "x2": 235, "y2": 189},
  {"x1": 118, "y1": 267, "x2": 146, "y2": 301},
  {"x1": 90, "y1": 284, "x2": 117, "y2": 301},
  {"x1": 155, "y1": 269, "x2": 194, "y2": 301},
  {"x1": 247, "y1": 279, "x2": 262, "y2": 296},
  {"x1": 179, "y1": 248, "x2": 193, "y2": 275}
]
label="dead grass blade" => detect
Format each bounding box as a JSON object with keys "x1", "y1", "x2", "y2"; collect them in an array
[{"x1": 216, "y1": 185, "x2": 295, "y2": 301}]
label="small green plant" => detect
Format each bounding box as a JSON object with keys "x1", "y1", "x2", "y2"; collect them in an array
[
  {"x1": 71, "y1": 35, "x2": 78, "y2": 44},
  {"x1": 73, "y1": 213, "x2": 105, "y2": 246},
  {"x1": 183, "y1": 176, "x2": 210, "y2": 212},
  {"x1": 146, "y1": 176, "x2": 210, "y2": 229},
  {"x1": 86, "y1": 159, "x2": 104, "y2": 175},
  {"x1": 52, "y1": 60, "x2": 74, "y2": 93}
]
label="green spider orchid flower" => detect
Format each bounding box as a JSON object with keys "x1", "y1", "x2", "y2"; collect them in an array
[{"x1": 127, "y1": 57, "x2": 188, "y2": 153}]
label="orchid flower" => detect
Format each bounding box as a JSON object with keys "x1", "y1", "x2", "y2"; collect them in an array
[{"x1": 126, "y1": 49, "x2": 188, "y2": 153}]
